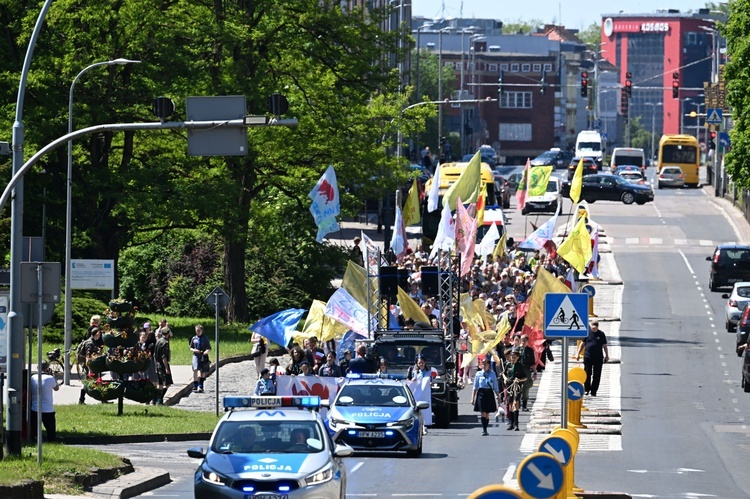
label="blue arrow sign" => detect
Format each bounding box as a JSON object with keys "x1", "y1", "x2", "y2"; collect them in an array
[
  {"x1": 581, "y1": 284, "x2": 596, "y2": 298},
  {"x1": 706, "y1": 108, "x2": 722, "y2": 124},
  {"x1": 544, "y1": 293, "x2": 589, "y2": 338},
  {"x1": 719, "y1": 131, "x2": 731, "y2": 149},
  {"x1": 518, "y1": 453, "x2": 564, "y2": 498},
  {"x1": 538, "y1": 436, "x2": 572, "y2": 466},
  {"x1": 568, "y1": 381, "x2": 584, "y2": 401}
]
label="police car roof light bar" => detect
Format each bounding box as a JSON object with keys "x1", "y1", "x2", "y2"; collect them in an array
[
  {"x1": 223, "y1": 395, "x2": 322, "y2": 410},
  {"x1": 346, "y1": 373, "x2": 406, "y2": 380}
]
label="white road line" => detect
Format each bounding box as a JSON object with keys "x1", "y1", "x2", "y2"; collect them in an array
[
  {"x1": 699, "y1": 239, "x2": 714, "y2": 246},
  {"x1": 626, "y1": 237, "x2": 639, "y2": 244},
  {"x1": 675, "y1": 238, "x2": 688, "y2": 245},
  {"x1": 679, "y1": 249, "x2": 695, "y2": 274},
  {"x1": 649, "y1": 237, "x2": 663, "y2": 244},
  {"x1": 502, "y1": 463, "x2": 517, "y2": 484},
  {"x1": 350, "y1": 461, "x2": 365, "y2": 474}
]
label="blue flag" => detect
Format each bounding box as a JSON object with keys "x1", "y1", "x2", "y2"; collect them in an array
[
  {"x1": 337, "y1": 330, "x2": 367, "y2": 363},
  {"x1": 248, "y1": 308, "x2": 306, "y2": 348}
]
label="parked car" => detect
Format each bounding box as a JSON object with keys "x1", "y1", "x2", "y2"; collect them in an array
[
  {"x1": 657, "y1": 166, "x2": 685, "y2": 189},
  {"x1": 706, "y1": 244, "x2": 750, "y2": 291},
  {"x1": 561, "y1": 173, "x2": 654, "y2": 205},
  {"x1": 522, "y1": 178, "x2": 562, "y2": 215},
  {"x1": 462, "y1": 153, "x2": 495, "y2": 168},
  {"x1": 507, "y1": 172, "x2": 523, "y2": 195},
  {"x1": 723, "y1": 282, "x2": 750, "y2": 331},
  {"x1": 737, "y1": 306, "x2": 750, "y2": 356},
  {"x1": 531, "y1": 148, "x2": 573, "y2": 169},
  {"x1": 479, "y1": 145, "x2": 499, "y2": 164},
  {"x1": 567, "y1": 157, "x2": 598, "y2": 181},
  {"x1": 742, "y1": 347, "x2": 750, "y2": 393}
]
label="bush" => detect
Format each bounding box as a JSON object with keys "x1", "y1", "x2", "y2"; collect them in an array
[{"x1": 43, "y1": 295, "x2": 109, "y2": 343}]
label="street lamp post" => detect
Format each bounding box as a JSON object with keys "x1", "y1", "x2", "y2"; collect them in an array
[
  {"x1": 64, "y1": 58, "x2": 140, "y2": 385},
  {"x1": 645, "y1": 102, "x2": 662, "y2": 160}
]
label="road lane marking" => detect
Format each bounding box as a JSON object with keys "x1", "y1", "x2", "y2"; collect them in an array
[
  {"x1": 350, "y1": 461, "x2": 365, "y2": 474},
  {"x1": 678, "y1": 249, "x2": 695, "y2": 274}
]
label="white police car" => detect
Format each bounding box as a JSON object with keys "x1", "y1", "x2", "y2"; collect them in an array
[
  {"x1": 188, "y1": 396, "x2": 352, "y2": 499},
  {"x1": 326, "y1": 374, "x2": 429, "y2": 457}
]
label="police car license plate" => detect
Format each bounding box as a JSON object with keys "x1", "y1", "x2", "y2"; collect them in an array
[
  {"x1": 359, "y1": 431, "x2": 384, "y2": 438},
  {"x1": 251, "y1": 495, "x2": 288, "y2": 499}
]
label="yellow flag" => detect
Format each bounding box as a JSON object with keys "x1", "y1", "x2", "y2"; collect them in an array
[
  {"x1": 557, "y1": 216, "x2": 592, "y2": 274},
  {"x1": 528, "y1": 166, "x2": 553, "y2": 197},
  {"x1": 476, "y1": 183, "x2": 487, "y2": 226},
  {"x1": 479, "y1": 314, "x2": 511, "y2": 355},
  {"x1": 570, "y1": 158, "x2": 584, "y2": 204},
  {"x1": 443, "y1": 150, "x2": 482, "y2": 210},
  {"x1": 492, "y1": 229, "x2": 507, "y2": 262},
  {"x1": 524, "y1": 267, "x2": 572, "y2": 331},
  {"x1": 396, "y1": 286, "x2": 430, "y2": 324},
  {"x1": 342, "y1": 261, "x2": 368, "y2": 307},
  {"x1": 296, "y1": 300, "x2": 340, "y2": 345},
  {"x1": 403, "y1": 178, "x2": 421, "y2": 227}
]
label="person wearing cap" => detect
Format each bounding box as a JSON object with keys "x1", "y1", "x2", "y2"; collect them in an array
[
  {"x1": 471, "y1": 357, "x2": 500, "y2": 436},
  {"x1": 338, "y1": 349, "x2": 352, "y2": 373},
  {"x1": 30, "y1": 360, "x2": 60, "y2": 442},
  {"x1": 254, "y1": 368, "x2": 276, "y2": 395},
  {"x1": 502, "y1": 348, "x2": 528, "y2": 431},
  {"x1": 298, "y1": 360, "x2": 314, "y2": 377},
  {"x1": 575, "y1": 320, "x2": 609, "y2": 397}
]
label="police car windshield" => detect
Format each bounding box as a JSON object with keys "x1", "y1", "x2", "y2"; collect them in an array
[
  {"x1": 212, "y1": 421, "x2": 324, "y2": 454},
  {"x1": 337, "y1": 384, "x2": 411, "y2": 407}
]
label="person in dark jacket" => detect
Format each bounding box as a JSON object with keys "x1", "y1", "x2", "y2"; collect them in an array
[{"x1": 347, "y1": 345, "x2": 376, "y2": 374}]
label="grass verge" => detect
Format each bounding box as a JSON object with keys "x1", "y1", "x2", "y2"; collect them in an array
[
  {"x1": 0, "y1": 443, "x2": 124, "y2": 494},
  {"x1": 0, "y1": 405, "x2": 220, "y2": 495},
  {"x1": 57, "y1": 403, "x2": 221, "y2": 438}
]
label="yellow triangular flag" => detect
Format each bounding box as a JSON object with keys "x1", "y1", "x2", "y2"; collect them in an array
[
  {"x1": 492, "y1": 229, "x2": 507, "y2": 262},
  {"x1": 558, "y1": 216, "x2": 592, "y2": 274},
  {"x1": 570, "y1": 158, "x2": 584, "y2": 204},
  {"x1": 396, "y1": 286, "x2": 430, "y2": 324},
  {"x1": 476, "y1": 183, "x2": 487, "y2": 227},
  {"x1": 403, "y1": 178, "x2": 421, "y2": 227},
  {"x1": 443, "y1": 151, "x2": 482, "y2": 210}
]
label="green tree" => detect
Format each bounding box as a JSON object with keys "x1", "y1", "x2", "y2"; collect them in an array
[
  {"x1": 502, "y1": 19, "x2": 544, "y2": 35},
  {"x1": 578, "y1": 23, "x2": 601, "y2": 51},
  {"x1": 0, "y1": 0, "x2": 415, "y2": 321}
]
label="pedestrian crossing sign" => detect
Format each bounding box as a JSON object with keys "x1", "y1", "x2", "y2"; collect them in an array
[{"x1": 544, "y1": 293, "x2": 589, "y2": 338}]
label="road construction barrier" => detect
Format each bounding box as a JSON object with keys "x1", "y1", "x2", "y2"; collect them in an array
[
  {"x1": 551, "y1": 426, "x2": 582, "y2": 498},
  {"x1": 567, "y1": 367, "x2": 587, "y2": 427}
]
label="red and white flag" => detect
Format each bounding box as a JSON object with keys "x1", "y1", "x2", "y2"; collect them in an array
[
  {"x1": 455, "y1": 197, "x2": 477, "y2": 277},
  {"x1": 563, "y1": 266, "x2": 575, "y2": 291},
  {"x1": 586, "y1": 226, "x2": 600, "y2": 278}
]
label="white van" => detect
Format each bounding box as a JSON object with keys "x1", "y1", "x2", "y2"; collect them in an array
[
  {"x1": 610, "y1": 147, "x2": 646, "y2": 174},
  {"x1": 575, "y1": 130, "x2": 604, "y2": 170}
]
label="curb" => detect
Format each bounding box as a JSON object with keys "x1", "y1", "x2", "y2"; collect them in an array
[
  {"x1": 62, "y1": 432, "x2": 211, "y2": 446},
  {"x1": 88, "y1": 468, "x2": 171, "y2": 499}
]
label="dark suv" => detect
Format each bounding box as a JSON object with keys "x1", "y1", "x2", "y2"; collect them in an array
[
  {"x1": 707, "y1": 244, "x2": 750, "y2": 292},
  {"x1": 567, "y1": 157, "x2": 598, "y2": 181}
]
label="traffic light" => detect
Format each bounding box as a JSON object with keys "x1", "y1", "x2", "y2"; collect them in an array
[
  {"x1": 540, "y1": 69, "x2": 546, "y2": 95},
  {"x1": 625, "y1": 72, "x2": 632, "y2": 98},
  {"x1": 620, "y1": 89, "x2": 629, "y2": 120},
  {"x1": 581, "y1": 71, "x2": 589, "y2": 97},
  {"x1": 498, "y1": 70, "x2": 504, "y2": 96},
  {"x1": 672, "y1": 72, "x2": 679, "y2": 99},
  {"x1": 709, "y1": 131, "x2": 717, "y2": 150}
]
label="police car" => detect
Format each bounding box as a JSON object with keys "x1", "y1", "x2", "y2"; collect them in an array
[
  {"x1": 187, "y1": 396, "x2": 352, "y2": 499},
  {"x1": 326, "y1": 374, "x2": 429, "y2": 457}
]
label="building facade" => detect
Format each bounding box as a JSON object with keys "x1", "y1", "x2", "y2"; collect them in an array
[{"x1": 600, "y1": 9, "x2": 723, "y2": 155}]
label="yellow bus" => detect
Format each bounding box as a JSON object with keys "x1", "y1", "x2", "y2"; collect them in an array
[{"x1": 657, "y1": 134, "x2": 700, "y2": 188}]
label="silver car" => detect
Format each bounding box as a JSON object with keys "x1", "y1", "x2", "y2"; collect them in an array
[
  {"x1": 723, "y1": 282, "x2": 750, "y2": 331},
  {"x1": 657, "y1": 166, "x2": 685, "y2": 189}
]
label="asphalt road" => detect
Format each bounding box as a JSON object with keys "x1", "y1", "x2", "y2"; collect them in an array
[{"x1": 88, "y1": 166, "x2": 750, "y2": 498}]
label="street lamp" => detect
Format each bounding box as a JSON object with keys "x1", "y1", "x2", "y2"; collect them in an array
[
  {"x1": 64, "y1": 58, "x2": 140, "y2": 384},
  {"x1": 645, "y1": 102, "x2": 662, "y2": 160}
]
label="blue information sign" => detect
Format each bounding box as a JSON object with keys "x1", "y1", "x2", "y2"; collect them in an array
[
  {"x1": 544, "y1": 293, "x2": 589, "y2": 338},
  {"x1": 518, "y1": 453, "x2": 564, "y2": 499},
  {"x1": 539, "y1": 436, "x2": 572, "y2": 467},
  {"x1": 567, "y1": 381, "x2": 584, "y2": 401},
  {"x1": 706, "y1": 108, "x2": 722, "y2": 124},
  {"x1": 581, "y1": 284, "x2": 595, "y2": 298}
]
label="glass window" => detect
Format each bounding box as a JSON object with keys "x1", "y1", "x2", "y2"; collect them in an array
[
  {"x1": 489, "y1": 63, "x2": 498, "y2": 71},
  {"x1": 500, "y1": 63, "x2": 509, "y2": 71},
  {"x1": 662, "y1": 144, "x2": 697, "y2": 164},
  {"x1": 521, "y1": 63, "x2": 531, "y2": 72},
  {"x1": 499, "y1": 123, "x2": 532, "y2": 141},
  {"x1": 533, "y1": 63, "x2": 541, "y2": 72},
  {"x1": 511, "y1": 63, "x2": 519, "y2": 72},
  {"x1": 544, "y1": 63, "x2": 553, "y2": 72},
  {"x1": 213, "y1": 421, "x2": 324, "y2": 454},
  {"x1": 500, "y1": 91, "x2": 533, "y2": 109}
]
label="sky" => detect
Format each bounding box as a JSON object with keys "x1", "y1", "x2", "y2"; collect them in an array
[{"x1": 411, "y1": 0, "x2": 716, "y2": 31}]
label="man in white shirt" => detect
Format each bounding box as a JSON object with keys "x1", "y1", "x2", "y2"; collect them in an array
[{"x1": 30, "y1": 360, "x2": 60, "y2": 442}]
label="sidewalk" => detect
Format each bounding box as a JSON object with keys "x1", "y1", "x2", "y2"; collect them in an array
[{"x1": 55, "y1": 365, "x2": 195, "y2": 406}]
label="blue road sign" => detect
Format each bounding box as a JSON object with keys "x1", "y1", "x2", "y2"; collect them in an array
[
  {"x1": 706, "y1": 108, "x2": 723, "y2": 124},
  {"x1": 581, "y1": 284, "x2": 596, "y2": 298},
  {"x1": 539, "y1": 436, "x2": 572, "y2": 467},
  {"x1": 518, "y1": 452, "x2": 564, "y2": 498},
  {"x1": 719, "y1": 131, "x2": 731, "y2": 149},
  {"x1": 567, "y1": 380, "x2": 584, "y2": 401},
  {"x1": 544, "y1": 293, "x2": 589, "y2": 338},
  {"x1": 468, "y1": 485, "x2": 524, "y2": 499}
]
